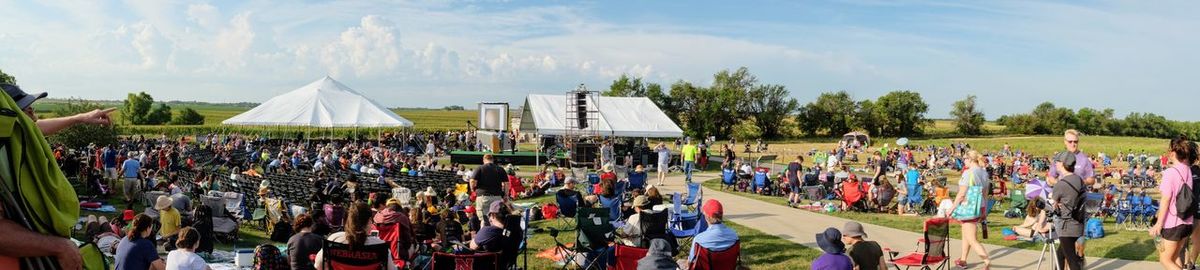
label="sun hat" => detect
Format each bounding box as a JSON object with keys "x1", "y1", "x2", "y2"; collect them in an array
[
  {"x1": 842, "y1": 221, "x2": 868, "y2": 238},
  {"x1": 633, "y1": 195, "x2": 650, "y2": 208},
  {"x1": 815, "y1": 227, "x2": 846, "y2": 254},
  {"x1": 603, "y1": 164, "x2": 613, "y2": 172},
  {"x1": 155, "y1": 195, "x2": 173, "y2": 210}
]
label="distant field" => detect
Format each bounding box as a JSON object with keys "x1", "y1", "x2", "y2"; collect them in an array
[{"x1": 31, "y1": 99, "x2": 480, "y2": 130}]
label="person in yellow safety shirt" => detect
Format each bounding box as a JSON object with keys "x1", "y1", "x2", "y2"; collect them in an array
[{"x1": 681, "y1": 138, "x2": 698, "y2": 183}]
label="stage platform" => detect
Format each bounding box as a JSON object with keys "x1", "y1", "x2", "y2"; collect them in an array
[{"x1": 449, "y1": 150, "x2": 565, "y2": 165}]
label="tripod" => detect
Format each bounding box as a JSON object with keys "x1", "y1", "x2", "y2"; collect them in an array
[{"x1": 1035, "y1": 215, "x2": 1061, "y2": 270}]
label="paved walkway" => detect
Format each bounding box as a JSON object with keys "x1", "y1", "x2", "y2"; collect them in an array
[{"x1": 653, "y1": 172, "x2": 1159, "y2": 270}]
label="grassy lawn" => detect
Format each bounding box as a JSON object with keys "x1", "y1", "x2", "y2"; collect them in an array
[{"x1": 700, "y1": 179, "x2": 1161, "y2": 261}]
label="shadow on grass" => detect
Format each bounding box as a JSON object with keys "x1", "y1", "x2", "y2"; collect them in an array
[{"x1": 1103, "y1": 237, "x2": 1156, "y2": 262}]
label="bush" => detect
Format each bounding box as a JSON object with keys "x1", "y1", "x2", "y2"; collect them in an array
[{"x1": 170, "y1": 108, "x2": 205, "y2": 125}]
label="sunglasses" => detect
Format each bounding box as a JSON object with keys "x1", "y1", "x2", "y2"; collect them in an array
[{"x1": 1065, "y1": 140, "x2": 1079, "y2": 144}]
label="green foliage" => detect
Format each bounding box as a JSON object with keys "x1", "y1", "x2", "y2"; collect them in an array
[
  {"x1": 795, "y1": 91, "x2": 857, "y2": 136},
  {"x1": 951, "y1": 95, "x2": 985, "y2": 135},
  {"x1": 122, "y1": 92, "x2": 154, "y2": 125},
  {"x1": 170, "y1": 108, "x2": 205, "y2": 125},
  {"x1": 441, "y1": 105, "x2": 464, "y2": 110},
  {"x1": 48, "y1": 98, "x2": 117, "y2": 148},
  {"x1": 852, "y1": 99, "x2": 883, "y2": 136},
  {"x1": 731, "y1": 118, "x2": 762, "y2": 141},
  {"x1": 998, "y1": 103, "x2": 1199, "y2": 139},
  {"x1": 0, "y1": 68, "x2": 15, "y2": 85},
  {"x1": 144, "y1": 103, "x2": 173, "y2": 125},
  {"x1": 605, "y1": 74, "x2": 677, "y2": 124},
  {"x1": 745, "y1": 84, "x2": 799, "y2": 139},
  {"x1": 874, "y1": 90, "x2": 930, "y2": 137}
]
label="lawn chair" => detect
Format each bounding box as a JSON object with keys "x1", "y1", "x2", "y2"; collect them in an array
[
  {"x1": 682, "y1": 183, "x2": 701, "y2": 209},
  {"x1": 1083, "y1": 192, "x2": 1104, "y2": 217},
  {"x1": 670, "y1": 194, "x2": 705, "y2": 250},
  {"x1": 549, "y1": 207, "x2": 614, "y2": 270},
  {"x1": 904, "y1": 184, "x2": 924, "y2": 215},
  {"x1": 840, "y1": 181, "x2": 867, "y2": 212},
  {"x1": 320, "y1": 240, "x2": 390, "y2": 270},
  {"x1": 611, "y1": 245, "x2": 649, "y2": 270},
  {"x1": 431, "y1": 252, "x2": 500, "y2": 270},
  {"x1": 886, "y1": 218, "x2": 950, "y2": 270},
  {"x1": 752, "y1": 168, "x2": 770, "y2": 194},
  {"x1": 688, "y1": 241, "x2": 740, "y2": 270},
  {"x1": 627, "y1": 172, "x2": 646, "y2": 192},
  {"x1": 555, "y1": 192, "x2": 581, "y2": 229},
  {"x1": 720, "y1": 169, "x2": 737, "y2": 191},
  {"x1": 599, "y1": 195, "x2": 622, "y2": 222},
  {"x1": 392, "y1": 187, "x2": 412, "y2": 207}
]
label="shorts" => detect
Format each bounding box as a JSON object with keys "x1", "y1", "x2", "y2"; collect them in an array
[
  {"x1": 475, "y1": 195, "x2": 504, "y2": 220},
  {"x1": 658, "y1": 163, "x2": 669, "y2": 173},
  {"x1": 1163, "y1": 224, "x2": 1194, "y2": 242},
  {"x1": 104, "y1": 168, "x2": 117, "y2": 179},
  {"x1": 788, "y1": 183, "x2": 800, "y2": 194},
  {"x1": 122, "y1": 178, "x2": 140, "y2": 197}
]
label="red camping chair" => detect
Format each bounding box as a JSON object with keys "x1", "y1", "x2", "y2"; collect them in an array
[
  {"x1": 371, "y1": 222, "x2": 411, "y2": 268},
  {"x1": 886, "y1": 218, "x2": 950, "y2": 270},
  {"x1": 840, "y1": 181, "x2": 867, "y2": 211},
  {"x1": 609, "y1": 245, "x2": 649, "y2": 270},
  {"x1": 320, "y1": 240, "x2": 390, "y2": 270},
  {"x1": 431, "y1": 252, "x2": 499, "y2": 270},
  {"x1": 688, "y1": 241, "x2": 740, "y2": 270}
]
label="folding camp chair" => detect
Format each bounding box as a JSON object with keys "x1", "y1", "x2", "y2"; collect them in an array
[
  {"x1": 431, "y1": 252, "x2": 500, "y2": 270},
  {"x1": 549, "y1": 207, "x2": 615, "y2": 270},
  {"x1": 627, "y1": 172, "x2": 646, "y2": 192},
  {"x1": 886, "y1": 218, "x2": 950, "y2": 270},
  {"x1": 599, "y1": 195, "x2": 622, "y2": 222},
  {"x1": 688, "y1": 241, "x2": 740, "y2": 270},
  {"x1": 611, "y1": 245, "x2": 649, "y2": 270},
  {"x1": 752, "y1": 168, "x2": 770, "y2": 195},
  {"x1": 392, "y1": 187, "x2": 412, "y2": 207},
  {"x1": 682, "y1": 183, "x2": 701, "y2": 209},
  {"x1": 320, "y1": 240, "x2": 390, "y2": 270},
  {"x1": 720, "y1": 169, "x2": 737, "y2": 191},
  {"x1": 555, "y1": 192, "x2": 580, "y2": 229}
]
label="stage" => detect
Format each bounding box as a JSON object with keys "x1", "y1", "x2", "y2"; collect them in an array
[{"x1": 449, "y1": 150, "x2": 566, "y2": 165}]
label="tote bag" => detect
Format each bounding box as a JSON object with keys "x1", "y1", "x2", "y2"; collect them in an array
[{"x1": 952, "y1": 169, "x2": 986, "y2": 221}]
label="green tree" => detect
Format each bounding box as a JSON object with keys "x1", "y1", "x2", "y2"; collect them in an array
[
  {"x1": 796, "y1": 91, "x2": 856, "y2": 136},
  {"x1": 0, "y1": 69, "x2": 15, "y2": 85},
  {"x1": 604, "y1": 74, "x2": 647, "y2": 97},
  {"x1": 951, "y1": 95, "x2": 985, "y2": 135},
  {"x1": 48, "y1": 98, "x2": 117, "y2": 148},
  {"x1": 122, "y1": 92, "x2": 154, "y2": 124},
  {"x1": 644, "y1": 83, "x2": 677, "y2": 123},
  {"x1": 745, "y1": 84, "x2": 798, "y2": 139},
  {"x1": 1074, "y1": 107, "x2": 1114, "y2": 135},
  {"x1": 852, "y1": 99, "x2": 883, "y2": 136},
  {"x1": 875, "y1": 90, "x2": 930, "y2": 137},
  {"x1": 731, "y1": 118, "x2": 762, "y2": 141},
  {"x1": 442, "y1": 105, "x2": 464, "y2": 110},
  {"x1": 144, "y1": 103, "x2": 173, "y2": 125},
  {"x1": 170, "y1": 107, "x2": 205, "y2": 125}
]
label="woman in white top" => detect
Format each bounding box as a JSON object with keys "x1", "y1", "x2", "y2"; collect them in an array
[{"x1": 165, "y1": 227, "x2": 210, "y2": 270}]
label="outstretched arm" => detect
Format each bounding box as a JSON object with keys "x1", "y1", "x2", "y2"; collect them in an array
[
  {"x1": 36, "y1": 108, "x2": 115, "y2": 135},
  {"x1": 0, "y1": 218, "x2": 81, "y2": 270}
]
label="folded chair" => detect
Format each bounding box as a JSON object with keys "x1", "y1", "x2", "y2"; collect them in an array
[{"x1": 886, "y1": 218, "x2": 950, "y2": 270}]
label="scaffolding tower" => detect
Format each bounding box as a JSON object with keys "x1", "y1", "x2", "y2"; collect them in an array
[{"x1": 565, "y1": 84, "x2": 599, "y2": 168}]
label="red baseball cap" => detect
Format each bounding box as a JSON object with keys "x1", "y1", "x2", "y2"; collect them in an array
[
  {"x1": 702, "y1": 199, "x2": 723, "y2": 218},
  {"x1": 122, "y1": 209, "x2": 135, "y2": 221},
  {"x1": 465, "y1": 205, "x2": 476, "y2": 214}
]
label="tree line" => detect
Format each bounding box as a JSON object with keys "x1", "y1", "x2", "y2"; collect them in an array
[
  {"x1": 122, "y1": 92, "x2": 206, "y2": 125},
  {"x1": 996, "y1": 102, "x2": 1200, "y2": 140}
]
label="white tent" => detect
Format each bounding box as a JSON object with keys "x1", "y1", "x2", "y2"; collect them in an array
[
  {"x1": 222, "y1": 76, "x2": 414, "y2": 127},
  {"x1": 519, "y1": 94, "x2": 683, "y2": 138}
]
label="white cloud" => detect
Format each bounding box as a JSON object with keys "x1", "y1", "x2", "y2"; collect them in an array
[
  {"x1": 212, "y1": 12, "x2": 256, "y2": 70},
  {"x1": 186, "y1": 3, "x2": 221, "y2": 30},
  {"x1": 316, "y1": 15, "x2": 403, "y2": 77}
]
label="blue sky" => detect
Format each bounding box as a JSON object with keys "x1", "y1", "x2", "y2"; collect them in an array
[{"x1": 1, "y1": 0, "x2": 1197, "y2": 120}]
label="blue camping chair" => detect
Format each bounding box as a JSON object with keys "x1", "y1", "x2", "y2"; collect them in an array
[
  {"x1": 627, "y1": 172, "x2": 646, "y2": 191},
  {"x1": 599, "y1": 195, "x2": 622, "y2": 222},
  {"x1": 682, "y1": 183, "x2": 702, "y2": 208},
  {"x1": 588, "y1": 173, "x2": 600, "y2": 185},
  {"x1": 556, "y1": 192, "x2": 580, "y2": 228},
  {"x1": 752, "y1": 170, "x2": 769, "y2": 194},
  {"x1": 721, "y1": 169, "x2": 737, "y2": 191},
  {"x1": 669, "y1": 194, "x2": 705, "y2": 249},
  {"x1": 906, "y1": 184, "x2": 924, "y2": 214},
  {"x1": 614, "y1": 181, "x2": 629, "y2": 200}
]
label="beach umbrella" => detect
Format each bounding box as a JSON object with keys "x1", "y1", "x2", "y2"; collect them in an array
[
  {"x1": 896, "y1": 137, "x2": 909, "y2": 146},
  {"x1": 1026, "y1": 178, "x2": 1050, "y2": 200}
]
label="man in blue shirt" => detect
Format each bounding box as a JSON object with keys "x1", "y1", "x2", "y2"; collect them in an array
[
  {"x1": 119, "y1": 152, "x2": 142, "y2": 204},
  {"x1": 103, "y1": 146, "x2": 118, "y2": 181},
  {"x1": 686, "y1": 199, "x2": 739, "y2": 266}
]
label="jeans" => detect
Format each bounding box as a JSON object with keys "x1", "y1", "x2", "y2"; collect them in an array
[{"x1": 683, "y1": 161, "x2": 695, "y2": 182}]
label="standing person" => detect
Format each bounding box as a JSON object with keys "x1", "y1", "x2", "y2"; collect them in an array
[
  {"x1": 1050, "y1": 152, "x2": 1087, "y2": 270},
  {"x1": 1152, "y1": 136, "x2": 1196, "y2": 270},
  {"x1": 1186, "y1": 141, "x2": 1200, "y2": 269},
  {"x1": 697, "y1": 141, "x2": 709, "y2": 171},
  {"x1": 722, "y1": 144, "x2": 737, "y2": 170},
  {"x1": 786, "y1": 156, "x2": 804, "y2": 207},
  {"x1": 115, "y1": 214, "x2": 165, "y2": 270},
  {"x1": 947, "y1": 150, "x2": 990, "y2": 269},
  {"x1": 655, "y1": 143, "x2": 670, "y2": 186},
  {"x1": 165, "y1": 227, "x2": 210, "y2": 270},
  {"x1": 119, "y1": 151, "x2": 143, "y2": 206},
  {"x1": 1048, "y1": 129, "x2": 1096, "y2": 258},
  {"x1": 470, "y1": 154, "x2": 507, "y2": 221},
  {"x1": 600, "y1": 140, "x2": 614, "y2": 167},
  {"x1": 681, "y1": 139, "x2": 698, "y2": 183},
  {"x1": 842, "y1": 222, "x2": 884, "y2": 270}
]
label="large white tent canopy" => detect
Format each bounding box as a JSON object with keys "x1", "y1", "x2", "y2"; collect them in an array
[
  {"x1": 519, "y1": 94, "x2": 683, "y2": 138},
  {"x1": 222, "y1": 76, "x2": 414, "y2": 127}
]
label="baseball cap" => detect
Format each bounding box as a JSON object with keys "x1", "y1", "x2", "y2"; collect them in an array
[
  {"x1": 1055, "y1": 151, "x2": 1077, "y2": 169},
  {"x1": 488, "y1": 200, "x2": 507, "y2": 215},
  {"x1": 0, "y1": 84, "x2": 47, "y2": 110},
  {"x1": 122, "y1": 209, "x2": 135, "y2": 221},
  {"x1": 702, "y1": 199, "x2": 723, "y2": 218}
]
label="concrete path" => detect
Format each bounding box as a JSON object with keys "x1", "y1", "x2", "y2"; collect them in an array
[{"x1": 653, "y1": 172, "x2": 1159, "y2": 270}]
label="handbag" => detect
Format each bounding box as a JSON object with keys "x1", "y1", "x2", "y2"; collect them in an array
[{"x1": 952, "y1": 169, "x2": 985, "y2": 221}]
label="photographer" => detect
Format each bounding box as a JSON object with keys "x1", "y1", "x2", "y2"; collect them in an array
[{"x1": 1050, "y1": 152, "x2": 1087, "y2": 270}]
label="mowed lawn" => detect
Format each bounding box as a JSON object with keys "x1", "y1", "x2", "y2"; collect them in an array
[{"x1": 761, "y1": 135, "x2": 1166, "y2": 160}]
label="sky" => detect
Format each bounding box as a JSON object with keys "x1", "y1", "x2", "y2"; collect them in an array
[{"x1": 0, "y1": 0, "x2": 1197, "y2": 120}]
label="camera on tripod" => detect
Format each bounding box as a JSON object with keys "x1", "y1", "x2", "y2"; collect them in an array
[{"x1": 1034, "y1": 196, "x2": 1060, "y2": 217}]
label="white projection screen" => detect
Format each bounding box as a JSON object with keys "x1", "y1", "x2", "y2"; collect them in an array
[{"x1": 478, "y1": 103, "x2": 509, "y2": 131}]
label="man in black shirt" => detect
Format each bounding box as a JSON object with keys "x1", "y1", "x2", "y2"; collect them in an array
[
  {"x1": 843, "y1": 221, "x2": 884, "y2": 270},
  {"x1": 471, "y1": 154, "x2": 508, "y2": 220}
]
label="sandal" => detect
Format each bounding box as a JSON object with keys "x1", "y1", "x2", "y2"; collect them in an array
[{"x1": 954, "y1": 259, "x2": 967, "y2": 268}]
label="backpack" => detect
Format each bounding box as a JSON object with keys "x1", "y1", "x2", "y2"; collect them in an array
[
  {"x1": 1172, "y1": 167, "x2": 1196, "y2": 220},
  {"x1": 1192, "y1": 165, "x2": 1200, "y2": 216}
]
